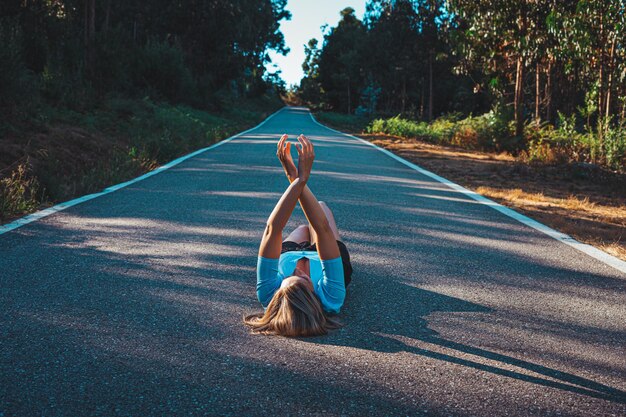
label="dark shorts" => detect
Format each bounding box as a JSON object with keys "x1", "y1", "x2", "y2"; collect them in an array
[{"x1": 281, "y1": 240, "x2": 353, "y2": 287}]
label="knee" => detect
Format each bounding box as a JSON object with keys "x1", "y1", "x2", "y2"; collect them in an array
[{"x1": 297, "y1": 224, "x2": 310, "y2": 231}]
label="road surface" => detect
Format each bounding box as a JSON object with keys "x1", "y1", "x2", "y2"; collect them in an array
[{"x1": 1, "y1": 107, "x2": 625, "y2": 416}]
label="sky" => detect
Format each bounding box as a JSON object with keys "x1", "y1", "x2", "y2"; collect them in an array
[{"x1": 265, "y1": 0, "x2": 367, "y2": 88}]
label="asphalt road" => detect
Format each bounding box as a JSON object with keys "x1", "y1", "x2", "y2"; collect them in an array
[{"x1": 1, "y1": 107, "x2": 625, "y2": 416}]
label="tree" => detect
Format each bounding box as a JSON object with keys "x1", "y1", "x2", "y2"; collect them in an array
[{"x1": 316, "y1": 7, "x2": 366, "y2": 113}]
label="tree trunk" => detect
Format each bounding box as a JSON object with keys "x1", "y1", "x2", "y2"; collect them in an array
[
  {"x1": 104, "y1": 0, "x2": 111, "y2": 32},
  {"x1": 401, "y1": 75, "x2": 406, "y2": 114},
  {"x1": 347, "y1": 76, "x2": 351, "y2": 114},
  {"x1": 84, "y1": 0, "x2": 96, "y2": 78},
  {"x1": 605, "y1": 36, "x2": 616, "y2": 119},
  {"x1": 545, "y1": 58, "x2": 552, "y2": 122},
  {"x1": 420, "y1": 77, "x2": 425, "y2": 119},
  {"x1": 514, "y1": 8, "x2": 526, "y2": 138},
  {"x1": 535, "y1": 60, "x2": 540, "y2": 126},
  {"x1": 428, "y1": 51, "x2": 433, "y2": 121},
  {"x1": 514, "y1": 54, "x2": 524, "y2": 137},
  {"x1": 621, "y1": 86, "x2": 626, "y2": 124},
  {"x1": 597, "y1": 11, "x2": 604, "y2": 136}
]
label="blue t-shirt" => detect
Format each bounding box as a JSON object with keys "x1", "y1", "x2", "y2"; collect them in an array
[{"x1": 256, "y1": 251, "x2": 345, "y2": 313}]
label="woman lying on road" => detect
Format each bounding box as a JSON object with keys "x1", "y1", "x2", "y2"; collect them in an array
[{"x1": 244, "y1": 134, "x2": 353, "y2": 337}]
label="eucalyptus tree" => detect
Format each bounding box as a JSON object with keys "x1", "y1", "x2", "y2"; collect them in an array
[
  {"x1": 448, "y1": 0, "x2": 537, "y2": 137},
  {"x1": 316, "y1": 7, "x2": 366, "y2": 113},
  {"x1": 364, "y1": 0, "x2": 421, "y2": 114},
  {"x1": 550, "y1": 1, "x2": 626, "y2": 126}
]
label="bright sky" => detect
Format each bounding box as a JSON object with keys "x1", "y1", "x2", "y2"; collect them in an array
[{"x1": 266, "y1": 0, "x2": 367, "y2": 88}]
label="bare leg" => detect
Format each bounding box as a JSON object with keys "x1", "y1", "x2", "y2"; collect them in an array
[
  {"x1": 309, "y1": 201, "x2": 340, "y2": 244},
  {"x1": 283, "y1": 224, "x2": 311, "y2": 243}
]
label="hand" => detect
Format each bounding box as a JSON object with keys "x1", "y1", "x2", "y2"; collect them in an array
[
  {"x1": 296, "y1": 134, "x2": 314, "y2": 184},
  {"x1": 277, "y1": 134, "x2": 297, "y2": 181}
]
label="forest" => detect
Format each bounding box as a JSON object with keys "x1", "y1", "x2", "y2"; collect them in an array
[
  {"x1": 0, "y1": 0, "x2": 289, "y2": 220},
  {"x1": 298, "y1": 0, "x2": 626, "y2": 171},
  {"x1": 1, "y1": 0, "x2": 289, "y2": 110}
]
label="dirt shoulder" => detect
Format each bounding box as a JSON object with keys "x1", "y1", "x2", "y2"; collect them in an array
[
  {"x1": 1, "y1": 98, "x2": 282, "y2": 224},
  {"x1": 337, "y1": 125, "x2": 626, "y2": 261}
]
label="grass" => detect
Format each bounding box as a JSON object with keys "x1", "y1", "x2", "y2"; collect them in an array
[
  {"x1": 313, "y1": 109, "x2": 626, "y2": 261},
  {"x1": 322, "y1": 110, "x2": 626, "y2": 171},
  {"x1": 315, "y1": 112, "x2": 370, "y2": 134},
  {"x1": 0, "y1": 94, "x2": 283, "y2": 223}
]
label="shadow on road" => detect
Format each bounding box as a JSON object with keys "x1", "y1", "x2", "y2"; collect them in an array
[{"x1": 303, "y1": 280, "x2": 626, "y2": 404}]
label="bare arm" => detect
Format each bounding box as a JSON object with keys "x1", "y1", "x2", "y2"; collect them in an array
[
  {"x1": 258, "y1": 178, "x2": 306, "y2": 259},
  {"x1": 277, "y1": 134, "x2": 340, "y2": 260},
  {"x1": 298, "y1": 184, "x2": 340, "y2": 260}
]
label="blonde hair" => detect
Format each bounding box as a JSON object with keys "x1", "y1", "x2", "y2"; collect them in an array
[{"x1": 244, "y1": 280, "x2": 341, "y2": 337}]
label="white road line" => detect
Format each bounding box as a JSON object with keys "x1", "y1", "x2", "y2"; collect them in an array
[
  {"x1": 0, "y1": 107, "x2": 286, "y2": 236},
  {"x1": 309, "y1": 111, "x2": 626, "y2": 275}
]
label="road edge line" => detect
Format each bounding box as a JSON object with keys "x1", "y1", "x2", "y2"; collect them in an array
[
  {"x1": 309, "y1": 111, "x2": 626, "y2": 275},
  {"x1": 0, "y1": 106, "x2": 286, "y2": 236}
]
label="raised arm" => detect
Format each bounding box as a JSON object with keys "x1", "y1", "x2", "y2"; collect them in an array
[
  {"x1": 258, "y1": 177, "x2": 306, "y2": 259},
  {"x1": 277, "y1": 134, "x2": 340, "y2": 260},
  {"x1": 295, "y1": 135, "x2": 340, "y2": 260}
]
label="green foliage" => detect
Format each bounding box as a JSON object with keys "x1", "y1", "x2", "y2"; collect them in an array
[
  {"x1": 0, "y1": 95, "x2": 281, "y2": 220},
  {"x1": 0, "y1": 163, "x2": 43, "y2": 221},
  {"x1": 0, "y1": 0, "x2": 289, "y2": 121},
  {"x1": 315, "y1": 7, "x2": 367, "y2": 113},
  {"x1": 365, "y1": 109, "x2": 625, "y2": 170},
  {"x1": 367, "y1": 116, "x2": 432, "y2": 139},
  {"x1": 604, "y1": 125, "x2": 626, "y2": 170},
  {"x1": 522, "y1": 114, "x2": 626, "y2": 169},
  {"x1": 367, "y1": 108, "x2": 515, "y2": 151},
  {"x1": 316, "y1": 112, "x2": 370, "y2": 133},
  {"x1": 134, "y1": 39, "x2": 196, "y2": 104},
  {"x1": 302, "y1": 0, "x2": 626, "y2": 150}
]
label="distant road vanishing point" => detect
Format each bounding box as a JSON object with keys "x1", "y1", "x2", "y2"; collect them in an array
[{"x1": 1, "y1": 107, "x2": 625, "y2": 416}]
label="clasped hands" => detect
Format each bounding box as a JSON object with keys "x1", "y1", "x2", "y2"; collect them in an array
[{"x1": 276, "y1": 134, "x2": 314, "y2": 184}]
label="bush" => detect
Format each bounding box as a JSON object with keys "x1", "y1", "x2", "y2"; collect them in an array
[
  {"x1": 0, "y1": 162, "x2": 44, "y2": 220},
  {"x1": 520, "y1": 113, "x2": 626, "y2": 170},
  {"x1": 366, "y1": 108, "x2": 513, "y2": 151},
  {"x1": 367, "y1": 116, "x2": 431, "y2": 140},
  {"x1": 604, "y1": 125, "x2": 626, "y2": 170},
  {"x1": 134, "y1": 39, "x2": 196, "y2": 104},
  {"x1": 452, "y1": 110, "x2": 513, "y2": 151}
]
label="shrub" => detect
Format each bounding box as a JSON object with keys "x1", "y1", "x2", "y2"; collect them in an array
[
  {"x1": 367, "y1": 108, "x2": 513, "y2": 151},
  {"x1": 367, "y1": 116, "x2": 431, "y2": 140},
  {"x1": 316, "y1": 112, "x2": 370, "y2": 133},
  {"x1": 134, "y1": 39, "x2": 196, "y2": 104},
  {"x1": 0, "y1": 162, "x2": 44, "y2": 220},
  {"x1": 603, "y1": 124, "x2": 626, "y2": 170}
]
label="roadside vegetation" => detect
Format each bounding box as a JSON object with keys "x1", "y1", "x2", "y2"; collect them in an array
[
  {"x1": 316, "y1": 111, "x2": 626, "y2": 260},
  {"x1": 0, "y1": 96, "x2": 281, "y2": 223},
  {"x1": 303, "y1": 1, "x2": 626, "y2": 259},
  {"x1": 0, "y1": 1, "x2": 289, "y2": 222},
  {"x1": 366, "y1": 112, "x2": 626, "y2": 171}
]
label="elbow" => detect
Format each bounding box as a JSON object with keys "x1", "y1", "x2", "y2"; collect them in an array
[
  {"x1": 263, "y1": 223, "x2": 276, "y2": 236},
  {"x1": 315, "y1": 219, "x2": 333, "y2": 234}
]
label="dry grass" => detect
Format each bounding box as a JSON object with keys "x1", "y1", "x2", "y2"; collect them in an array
[
  {"x1": 364, "y1": 134, "x2": 626, "y2": 262},
  {"x1": 474, "y1": 186, "x2": 626, "y2": 259}
]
